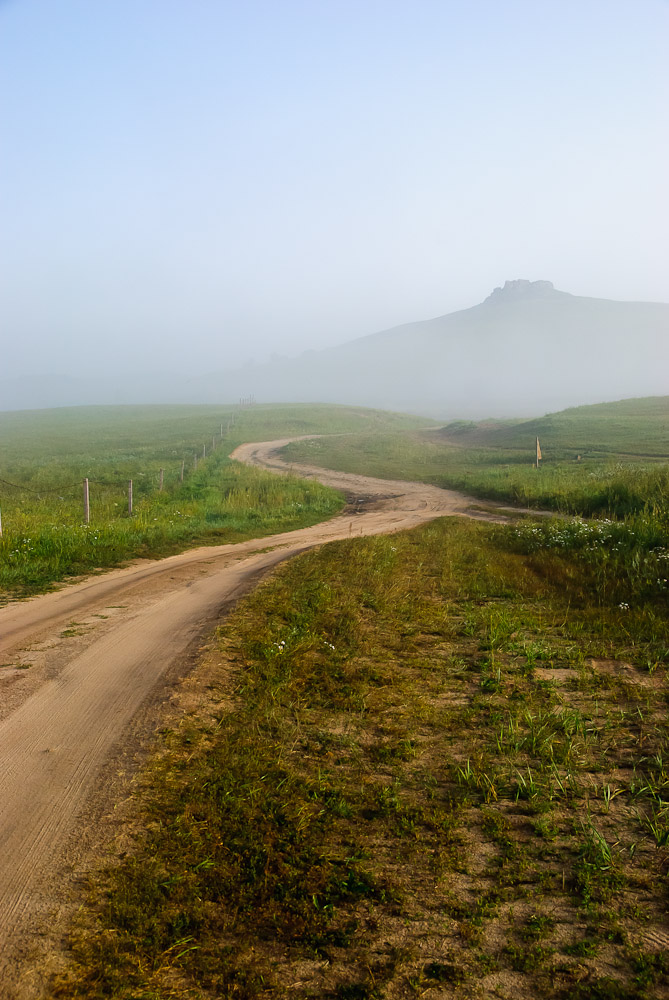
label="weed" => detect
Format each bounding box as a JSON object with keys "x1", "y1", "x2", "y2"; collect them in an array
[
  {"x1": 520, "y1": 912, "x2": 556, "y2": 939},
  {"x1": 564, "y1": 937, "x2": 600, "y2": 957},
  {"x1": 573, "y1": 822, "x2": 625, "y2": 903},
  {"x1": 638, "y1": 805, "x2": 669, "y2": 846},
  {"x1": 534, "y1": 814, "x2": 560, "y2": 840},
  {"x1": 566, "y1": 977, "x2": 640, "y2": 999},
  {"x1": 55, "y1": 515, "x2": 669, "y2": 998},
  {"x1": 632, "y1": 950, "x2": 668, "y2": 990},
  {"x1": 336, "y1": 983, "x2": 381, "y2": 1000},
  {"x1": 422, "y1": 960, "x2": 466, "y2": 984},
  {"x1": 502, "y1": 942, "x2": 555, "y2": 971}
]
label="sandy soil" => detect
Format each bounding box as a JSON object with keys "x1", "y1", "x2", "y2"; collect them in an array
[{"x1": 0, "y1": 437, "x2": 525, "y2": 993}]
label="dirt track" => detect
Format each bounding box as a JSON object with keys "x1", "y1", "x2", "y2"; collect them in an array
[{"x1": 0, "y1": 438, "x2": 523, "y2": 990}]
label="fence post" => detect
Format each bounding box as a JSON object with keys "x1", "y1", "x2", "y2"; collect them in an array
[
  {"x1": 128, "y1": 480, "x2": 133, "y2": 516},
  {"x1": 203, "y1": 443, "x2": 206, "y2": 458},
  {"x1": 83, "y1": 478, "x2": 90, "y2": 524},
  {"x1": 180, "y1": 459, "x2": 185, "y2": 483},
  {"x1": 159, "y1": 468, "x2": 164, "y2": 491}
]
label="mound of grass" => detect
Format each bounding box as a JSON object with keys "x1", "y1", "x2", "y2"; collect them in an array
[
  {"x1": 55, "y1": 518, "x2": 669, "y2": 998},
  {"x1": 444, "y1": 396, "x2": 669, "y2": 458}
]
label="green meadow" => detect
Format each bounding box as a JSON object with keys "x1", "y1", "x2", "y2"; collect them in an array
[
  {"x1": 0, "y1": 403, "x2": 428, "y2": 600},
  {"x1": 283, "y1": 397, "x2": 669, "y2": 618},
  {"x1": 283, "y1": 396, "x2": 669, "y2": 518},
  {"x1": 450, "y1": 396, "x2": 669, "y2": 458},
  {"x1": 4, "y1": 396, "x2": 668, "y2": 998}
]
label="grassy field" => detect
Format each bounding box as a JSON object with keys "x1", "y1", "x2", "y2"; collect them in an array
[
  {"x1": 0, "y1": 403, "x2": 428, "y2": 600},
  {"x1": 282, "y1": 397, "x2": 669, "y2": 518},
  {"x1": 7, "y1": 395, "x2": 669, "y2": 997},
  {"x1": 443, "y1": 397, "x2": 669, "y2": 459},
  {"x1": 55, "y1": 517, "x2": 669, "y2": 999}
]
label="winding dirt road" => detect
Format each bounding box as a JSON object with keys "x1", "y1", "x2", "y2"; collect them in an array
[{"x1": 0, "y1": 438, "x2": 524, "y2": 991}]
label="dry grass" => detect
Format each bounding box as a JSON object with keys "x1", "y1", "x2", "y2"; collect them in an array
[{"x1": 53, "y1": 518, "x2": 669, "y2": 999}]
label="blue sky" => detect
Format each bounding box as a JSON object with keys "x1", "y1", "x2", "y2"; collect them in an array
[{"x1": 1, "y1": 0, "x2": 667, "y2": 378}]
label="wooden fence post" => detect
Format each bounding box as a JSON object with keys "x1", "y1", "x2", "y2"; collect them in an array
[
  {"x1": 128, "y1": 480, "x2": 133, "y2": 516},
  {"x1": 83, "y1": 478, "x2": 90, "y2": 524},
  {"x1": 159, "y1": 468, "x2": 164, "y2": 491},
  {"x1": 180, "y1": 459, "x2": 185, "y2": 483},
  {"x1": 203, "y1": 444, "x2": 206, "y2": 458}
]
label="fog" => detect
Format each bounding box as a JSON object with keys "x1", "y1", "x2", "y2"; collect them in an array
[{"x1": 1, "y1": 1, "x2": 668, "y2": 413}]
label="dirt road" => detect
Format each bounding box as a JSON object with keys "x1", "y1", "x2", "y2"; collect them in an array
[{"x1": 0, "y1": 439, "x2": 522, "y2": 989}]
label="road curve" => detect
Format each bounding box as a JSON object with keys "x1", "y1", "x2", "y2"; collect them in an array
[{"x1": 0, "y1": 437, "x2": 522, "y2": 987}]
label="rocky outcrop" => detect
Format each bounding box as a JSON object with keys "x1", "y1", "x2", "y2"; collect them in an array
[{"x1": 485, "y1": 279, "x2": 564, "y2": 303}]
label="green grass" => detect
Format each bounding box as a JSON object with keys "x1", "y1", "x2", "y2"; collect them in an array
[
  {"x1": 0, "y1": 403, "x2": 428, "y2": 600},
  {"x1": 284, "y1": 432, "x2": 669, "y2": 518},
  {"x1": 444, "y1": 396, "x2": 669, "y2": 458},
  {"x1": 282, "y1": 396, "x2": 669, "y2": 519},
  {"x1": 54, "y1": 517, "x2": 669, "y2": 999},
  {"x1": 9, "y1": 394, "x2": 667, "y2": 996},
  {"x1": 282, "y1": 398, "x2": 669, "y2": 616}
]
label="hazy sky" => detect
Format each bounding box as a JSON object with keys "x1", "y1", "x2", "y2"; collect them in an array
[{"x1": 2, "y1": 0, "x2": 668, "y2": 378}]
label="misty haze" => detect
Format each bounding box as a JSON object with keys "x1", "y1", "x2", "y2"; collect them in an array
[
  {"x1": 1, "y1": 3, "x2": 669, "y2": 999},
  {"x1": 3, "y1": 279, "x2": 667, "y2": 417}
]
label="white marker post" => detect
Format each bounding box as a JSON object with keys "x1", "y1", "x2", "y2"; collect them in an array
[{"x1": 83, "y1": 478, "x2": 90, "y2": 524}]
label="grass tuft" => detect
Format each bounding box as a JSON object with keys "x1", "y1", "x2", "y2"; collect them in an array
[{"x1": 54, "y1": 517, "x2": 669, "y2": 998}]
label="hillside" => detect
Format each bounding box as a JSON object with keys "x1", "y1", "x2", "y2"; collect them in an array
[
  {"x1": 185, "y1": 280, "x2": 669, "y2": 418},
  {"x1": 440, "y1": 395, "x2": 669, "y2": 458},
  {"x1": 2, "y1": 280, "x2": 667, "y2": 417}
]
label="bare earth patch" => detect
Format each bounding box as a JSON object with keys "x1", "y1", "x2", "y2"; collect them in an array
[{"x1": 50, "y1": 518, "x2": 669, "y2": 999}]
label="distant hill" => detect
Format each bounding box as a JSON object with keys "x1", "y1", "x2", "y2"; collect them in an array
[
  {"x1": 1, "y1": 280, "x2": 667, "y2": 416},
  {"x1": 439, "y1": 395, "x2": 669, "y2": 458},
  {"x1": 183, "y1": 279, "x2": 669, "y2": 418}
]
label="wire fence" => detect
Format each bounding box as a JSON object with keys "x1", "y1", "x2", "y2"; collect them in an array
[{"x1": 0, "y1": 410, "x2": 245, "y2": 536}]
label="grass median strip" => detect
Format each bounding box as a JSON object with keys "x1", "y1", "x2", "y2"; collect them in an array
[{"x1": 55, "y1": 518, "x2": 668, "y2": 999}]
